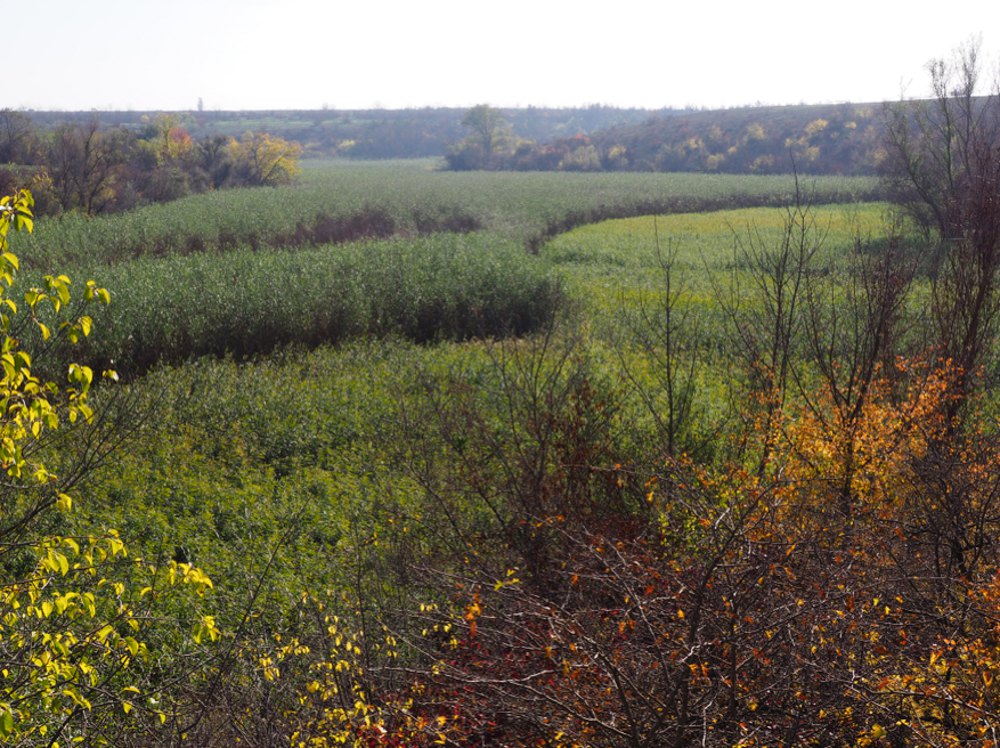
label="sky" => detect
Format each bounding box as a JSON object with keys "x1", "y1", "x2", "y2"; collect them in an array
[{"x1": 13, "y1": 1, "x2": 1000, "y2": 111}]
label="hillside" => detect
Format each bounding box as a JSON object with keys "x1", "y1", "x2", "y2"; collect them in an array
[
  {"x1": 591, "y1": 101, "x2": 886, "y2": 174},
  {"x1": 447, "y1": 101, "x2": 890, "y2": 174}
]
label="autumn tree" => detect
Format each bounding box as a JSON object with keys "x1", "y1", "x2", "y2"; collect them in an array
[
  {"x1": 879, "y1": 50, "x2": 1000, "y2": 701},
  {"x1": 142, "y1": 114, "x2": 195, "y2": 167},
  {"x1": 130, "y1": 114, "x2": 200, "y2": 202},
  {"x1": 227, "y1": 131, "x2": 302, "y2": 187},
  {"x1": 21, "y1": 118, "x2": 303, "y2": 214},
  {"x1": 712, "y1": 189, "x2": 825, "y2": 476}
]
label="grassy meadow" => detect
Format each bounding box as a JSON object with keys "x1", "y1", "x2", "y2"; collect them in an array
[
  {"x1": 19, "y1": 159, "x2": 878, "y2": 269},
  {"x1": 20, "y1": 160, "x2": 882, "y2": 380},
  {"x1": 43, "y1": 163, "x2": 895, "y2": 614},
  {"x1": 18, "y1": 159, "x2": 984, "y2": 745}
]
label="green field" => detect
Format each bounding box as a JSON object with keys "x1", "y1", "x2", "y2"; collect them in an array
[
  {"x1": 51, "y1": 167, "x2": 901, "y2": 608},
  {"x1": 20, "y1": 159, "x2": 878, "y2": 270},
  {"x1": 544, "y1": 201, "x2": 894, "y2": 300},
  {"x1": 10, "y1": 160, "x2": 991, "y2": 745},
  {"x1": 17, "y1": 162, "x2": 881, "y2": 381}
]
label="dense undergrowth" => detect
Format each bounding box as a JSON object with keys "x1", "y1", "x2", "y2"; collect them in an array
[{"x1": 11, "y1": 145, "x2": 999, "y2": 746}]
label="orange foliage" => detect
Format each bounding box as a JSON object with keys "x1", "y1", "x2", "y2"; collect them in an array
[{"x1": 342, "y1": 356, "x2": 1000, "y2": 746}]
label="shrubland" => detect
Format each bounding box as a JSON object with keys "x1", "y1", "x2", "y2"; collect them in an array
[
  {"x1": 46, "y1": 184, "x2": 996, "y2": 746},
  {"x1": 274, "y1": 186, "x2": 998, "y2": 746},
  {"x1": 3, "y1": 43, "x2": 998, "y2": 747}
]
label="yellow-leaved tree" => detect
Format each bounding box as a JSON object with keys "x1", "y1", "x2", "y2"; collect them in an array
[
  {"x1": 227, "y1": 132, "x2": 302, "y2": 186},
  {"x1": 0, "y1": 189, "x2": 219, "y2": 746}
]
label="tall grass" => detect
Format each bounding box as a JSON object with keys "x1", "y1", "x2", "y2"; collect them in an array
[
  {"x1": 32, "y1": 233, "x2": 560, "y2": 379},
  {"x1": 21, "y1": 161, "x2": 880, "y2": 271}
]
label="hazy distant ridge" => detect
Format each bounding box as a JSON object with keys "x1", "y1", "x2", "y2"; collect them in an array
[{"x1": 23, "y1": 102, "x2": 896, "y2": 173}]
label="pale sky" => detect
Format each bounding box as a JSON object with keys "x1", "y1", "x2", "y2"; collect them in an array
[{"x1": 15, "y1": 1, "x2": 1000, "y2": 111}]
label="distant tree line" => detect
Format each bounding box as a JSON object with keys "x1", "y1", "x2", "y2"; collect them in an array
[
  {"x1": 231, "y1": 106, "x2": 666, "y2": 159},
  {"x1": 6, "y1": 102, "x2": 913, "y2": 181},
  {"x1": 446, "y1": 102, "x2": 890, "y2": 175},
  {"x1": 19, "y1": 106, "x2": 670, "y2": 160},
  {"x1": 0, "y1": 111, "x2": 302, "y2": 215}
]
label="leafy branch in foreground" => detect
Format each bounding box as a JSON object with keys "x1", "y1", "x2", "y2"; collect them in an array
[{"x1": 0, "y1": 190, "x2": 219, "y2": 746}]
